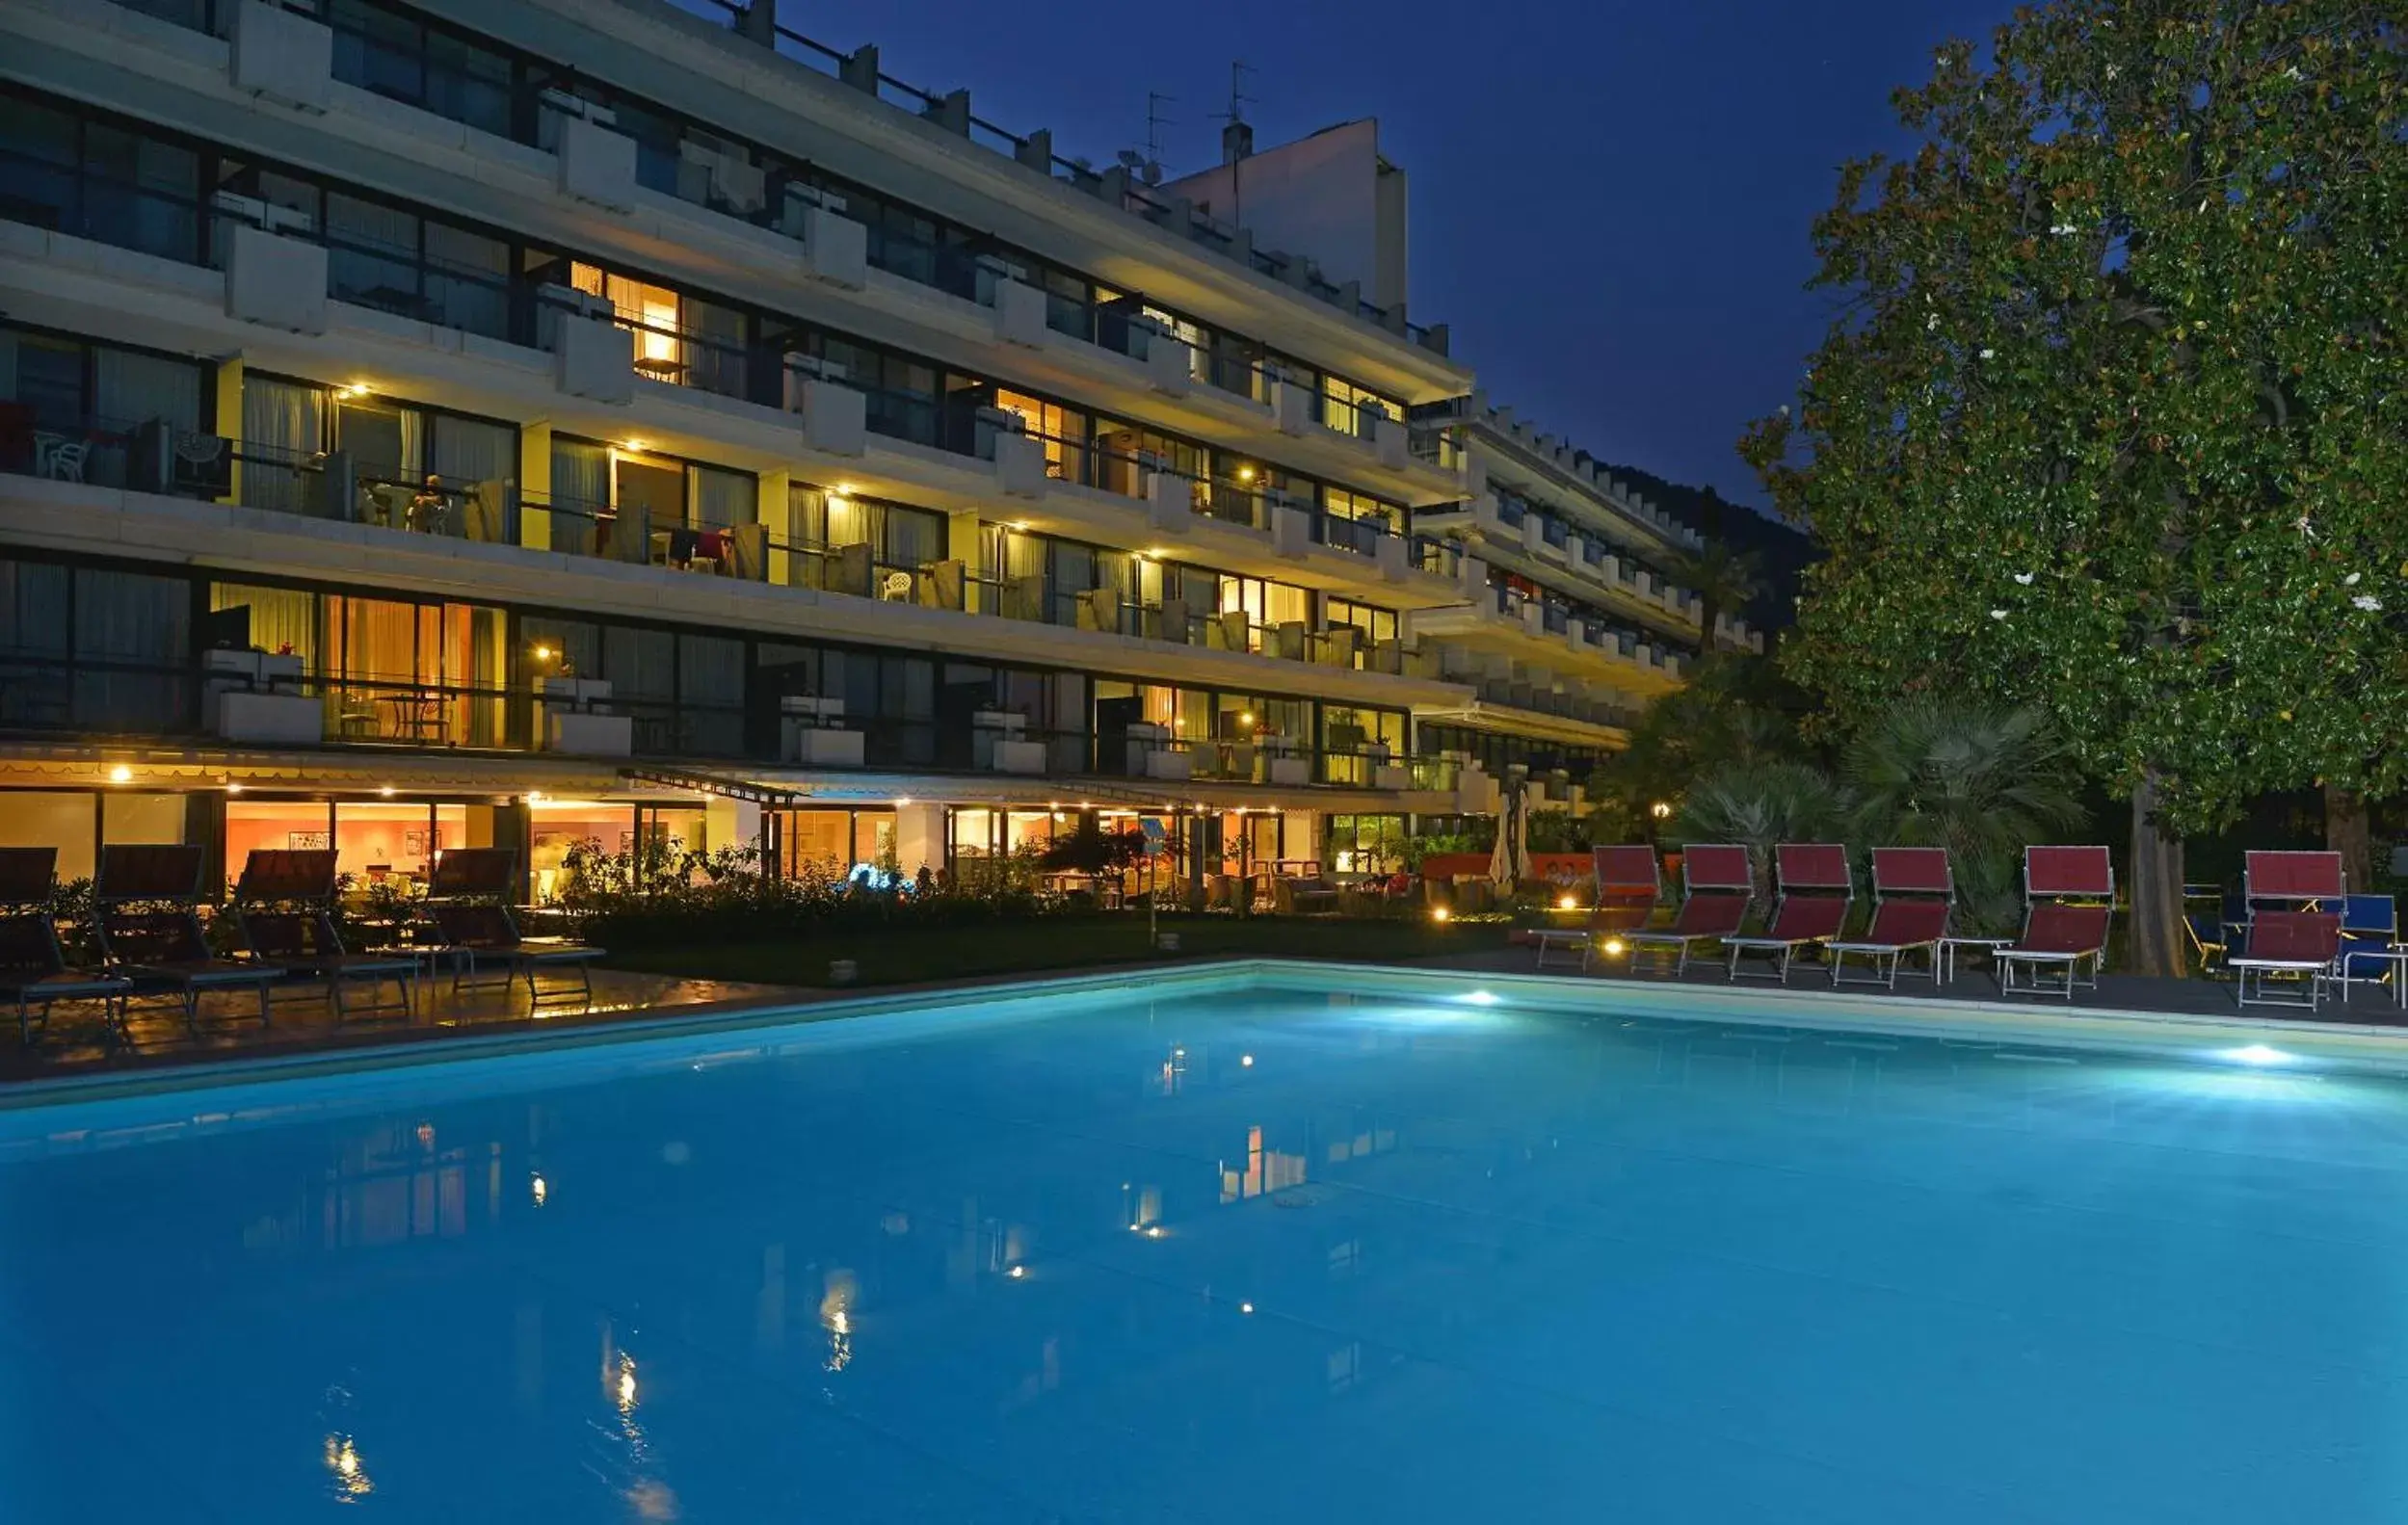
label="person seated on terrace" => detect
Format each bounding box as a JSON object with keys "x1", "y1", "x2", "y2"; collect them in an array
[{"x1": 407, "y1": 473, "x2": 449, "y2": 534}]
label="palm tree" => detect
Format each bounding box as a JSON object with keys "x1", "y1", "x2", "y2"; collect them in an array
[
  {"x1": 1669, "y1": 541, "x2": 1762, "y2": 652},
  {"x1": 1842, "y1": 698, "x2": 2087, "y2": 932},
  {"x1": 1675, "y1": 760, "x2": 1852, "y2": 903}
]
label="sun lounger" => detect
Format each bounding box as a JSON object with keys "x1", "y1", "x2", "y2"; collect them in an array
[
  {"x1": 2224, "y1": 852, "x2": 2348, "y2": 1008},
  {"x1": 426, "y1": 849, "x2": 603, "y2": 1007},
  {"x1": 430, "y1": 903, "x2": 603, "y2": 1006},
  {"x1": 1826, "y1": 898, "x2": 1951, "y2": 987},
  {"x1": 1822, "y1": 847, "x2": 1952, "y2": 987},
  {"x1": 232, "y1": 850, "x2": 417, "y2": 1022},
  {"x1": 1533, "y1": 845, "x2": 1661, "y2": 971},
  {"x1": 2227, "y1": 908, "x2": 2343, "y2": 1010},
  {"x1": 1722, "y1": 843, "x2": 1852, "y2": 982},
  {"x1": 0, "y1": 847, "x2": 129, "y2": 1045},
  {"x1": 1626, "y1": 844, "x2": 1753, "y2": 977},
  {"x1": 95, "y1": 844, "x2": 283, "y2": 1032},
  {"x1": 1994, "y1": 846, "x2": 2113, "y2": 998}
]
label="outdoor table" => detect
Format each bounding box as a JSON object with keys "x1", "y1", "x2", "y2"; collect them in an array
[
  {"x1": 1940, "y1": 935, "x2": 2015, "y2": 986},
  {"x1": 381, "y1": 693, "x2": 448, "y2": 742}
]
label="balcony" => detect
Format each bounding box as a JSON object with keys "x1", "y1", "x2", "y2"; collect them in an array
[{"x1": 0, "y1": 412, "x2": 232, "y2": 501}]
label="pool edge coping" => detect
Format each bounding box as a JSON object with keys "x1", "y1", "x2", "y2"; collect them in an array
[{"x1": 6, "y1": 956, "x2": 2402, "y2": 1111}]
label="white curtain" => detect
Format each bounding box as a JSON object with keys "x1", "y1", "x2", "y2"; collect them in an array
[
  {"x1": 788, "y1": 485, "x2": 826, "y2": 544},
  {"x1": 690, "y1": 465, "x2": 754, "y2": 530},
  {"x1": 826, "y1": 494, "x2": 872, "y2": 548},
  {"x1": 431, "y1": 416, "x2": 512, "y2": 486},
  {"x1": 549, "y1": 438, "x2": 609, "y2": 513},
  {"x1": 242, "y1": 377, "x2": 324, "y2": 513}
]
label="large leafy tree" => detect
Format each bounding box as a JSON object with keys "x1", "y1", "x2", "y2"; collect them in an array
[{"x1": 1744, "y1": 2, "x2": 2407, "y2": 973}]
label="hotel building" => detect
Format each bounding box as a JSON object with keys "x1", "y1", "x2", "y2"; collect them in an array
[{"x1": 0, "y1": 0, "x2": 1751, "y2": 897}]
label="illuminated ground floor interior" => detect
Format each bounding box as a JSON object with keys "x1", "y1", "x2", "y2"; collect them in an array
[{"x1": 0, "y1": 768, "x2": 1417, "y2": 904}]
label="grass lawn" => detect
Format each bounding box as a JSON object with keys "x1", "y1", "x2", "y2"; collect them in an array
[{"x1": 598, "y1": 913, "x2": 1513, "y2": 988}]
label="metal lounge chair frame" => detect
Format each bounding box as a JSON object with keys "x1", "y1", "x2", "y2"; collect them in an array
[
  {"x1": 1994, "y1": 846, "x2": 2114, "y2": 999},
  {"x1": 2228, "y1": 907, "x2": 2343, "y2": 1011},
  {"x1": 1533, "y1": 845, "x2": 1661, "y2": 971},
  {"x1": 1824, "y1": 847, "x2": 1954, "y2": 988},
  {"x1": 1625, "y1": 845, "x2": 1754, "y2": 977},
  {"x1": 425, "y1": 848, "x2": 603, "y2": 1008},
  {"x1": 2229, "y1": 852, "x2": 2348, "y2": 1009},
  {"x1": 232, "y1": 850, "x2": 418, "y2": 1023},
  {"x1": 1721, "y1": 843, "x2": 1853, "y2": 983},
  {"x1": 0, "y1": 847, "x2": 130, "y2": 1045},
  {"x1": 94, "y1": 844, "x2": 284, "y2": 1033}
]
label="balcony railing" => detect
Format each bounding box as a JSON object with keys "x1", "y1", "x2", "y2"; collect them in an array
[
  {"x1": 0, "y1": 411, "x2": 232, "y2": 499},
  {"x1": 109, "y1": 0, "x2": 1451, "y2": 353}
]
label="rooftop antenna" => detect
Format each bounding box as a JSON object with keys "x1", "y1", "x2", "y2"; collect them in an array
[
  {"x1": 1213, "y1": 60, "x2": 1257, "y2": 129},
  {"x1": 1119, "y1": 91, "x2": 1174, "y2": 186},
  {"x1": 1210, "y1": 61, "x2": 1257, "y2": 221},
  {"x1": 1146, "y1": 90, "x2": 1175, "y2": 182}
]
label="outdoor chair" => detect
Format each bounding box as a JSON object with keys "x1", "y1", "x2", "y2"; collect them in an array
[
  {"x1": 233, "y1": 850, "x2": 417, "y2": 1023},
  {"x1": 0, "y1": 846, "x2": 129, "y2": 1045},
  {"x1": 1824, "y1": 846, "x2": 1954, "y2": 988},
  {"x1": 2227, "y1": 851, "x2": 2348, "y2": 1007},
  {"x1": 1626, "y1": 844, "x2": 1753, "y2": 977},
  {"x1": 94, "y1": 844, "x2": 283, "y2": 1032},
  {"x1": 2335, "y1": 894, "x2": 2399, "y2": 1002},
  {"x1": 2242, "y1": 850, "x2": 2346, "y2": 914},
  {"x1": 1993, "y1": 846, "x2": 2114, "y2": 999},
  {"x1": 1722, "y1": 843, "x2": 1853, "y2": 983},
  {"x1": 2227, "y1": 908, "x2": 2343, "y2": 1011},
  {"x1": 429, "y1": 902, "x2": 602, "y2": 1006},
  {"x1": 425, "y1": 849, "x2": 603, "y2": 1007},
  {"x1": 1533, "y1": 845, "x2": 1660, "y2": 971},
  {"x1": 2183, "y1": 882, "x2": 2240, "y2": 974}
]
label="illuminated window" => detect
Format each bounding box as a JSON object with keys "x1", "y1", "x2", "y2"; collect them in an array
[{"x1": 995, "y1": 390, "x2": 1086, "y2": 480}]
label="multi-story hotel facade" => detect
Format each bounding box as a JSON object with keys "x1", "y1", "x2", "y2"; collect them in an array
[{"x1": 0, "y1": 0, "x2": 1743, "y2": 898}]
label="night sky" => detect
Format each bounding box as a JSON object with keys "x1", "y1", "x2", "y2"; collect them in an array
[{"x1": 762, "y1": 0, "x2": 2010, "y2": 510}]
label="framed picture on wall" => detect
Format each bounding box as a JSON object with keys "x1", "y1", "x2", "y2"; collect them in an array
[
  {"x1": 288, "y1": 830, "x2": 331, "y2": 850},
  {"x1": 404, "y1": 828, "x2": 441, "y2": 858}
]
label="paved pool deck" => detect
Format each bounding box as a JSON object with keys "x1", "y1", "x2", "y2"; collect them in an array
[{"x1": 3, "y1": 944, "x2": 2395, "y2": 1088}]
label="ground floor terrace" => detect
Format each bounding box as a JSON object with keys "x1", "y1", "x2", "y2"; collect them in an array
[{"x1": 0, "y1": 746, "x2": 1457, "y2": 907}]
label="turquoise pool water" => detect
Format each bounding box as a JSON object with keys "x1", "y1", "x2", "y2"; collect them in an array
[{"x1": 3, "y1": 969, "x2": 2403, "y2": 1522}]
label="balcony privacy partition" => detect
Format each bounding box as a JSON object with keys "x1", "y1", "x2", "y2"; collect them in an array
[
  {"x1": 2, "y1": 85, "x2": 1423, "y2": 554},
  {"x1": 100, "y1": 0, "x2": 1445, "y2": 366}
]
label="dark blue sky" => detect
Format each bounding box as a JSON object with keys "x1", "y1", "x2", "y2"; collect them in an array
[{"x1": 783, "y1": 0, "x2": 2008, "y2": 507}]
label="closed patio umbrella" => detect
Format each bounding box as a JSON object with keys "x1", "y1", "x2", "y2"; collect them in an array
[{"x1": 1489, "y1": 774, "x2": 1532, "y2": 889}]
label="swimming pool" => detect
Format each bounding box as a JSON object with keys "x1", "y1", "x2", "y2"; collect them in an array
[{"x1": 4, "y1": 962, "x2": 2404, "y2": 1522}]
